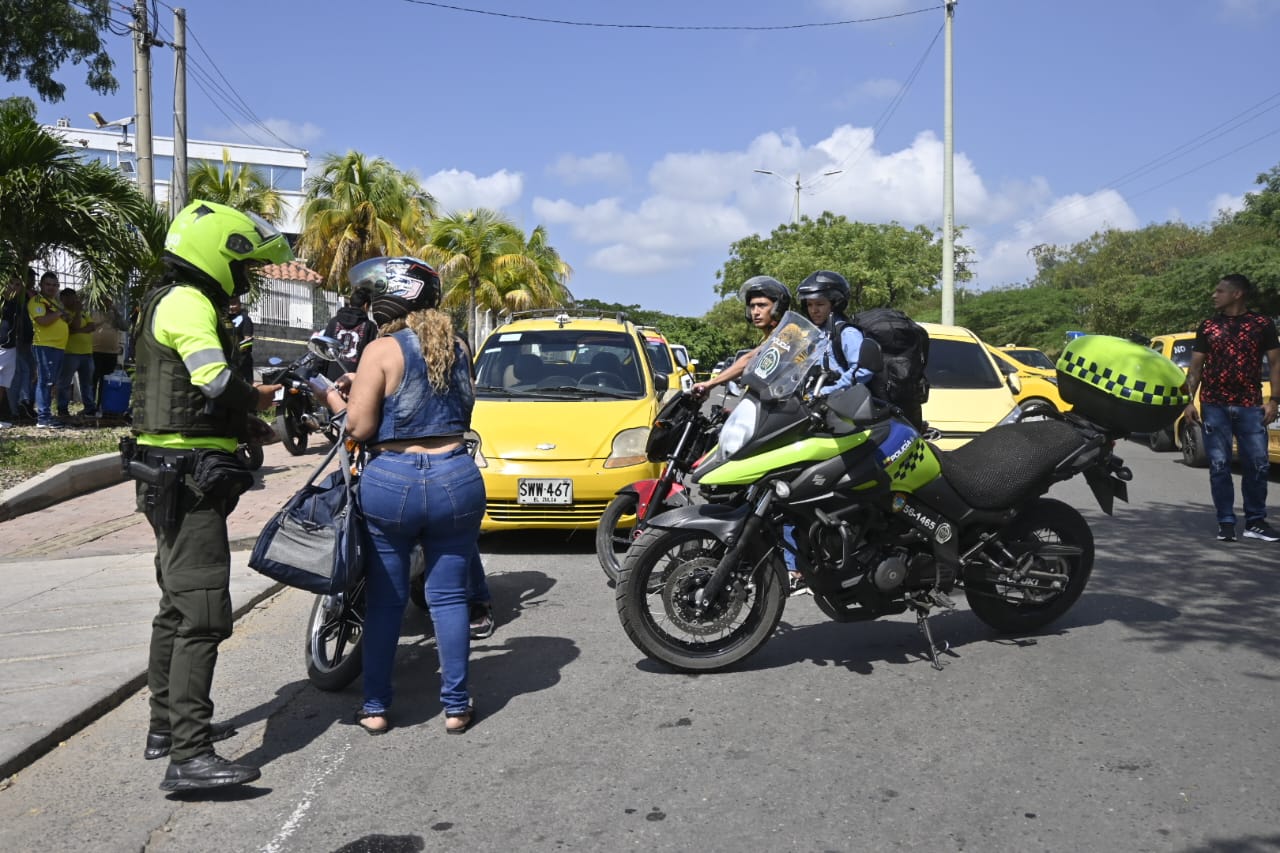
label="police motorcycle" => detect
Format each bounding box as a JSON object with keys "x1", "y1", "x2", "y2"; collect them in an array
[
  {"x1": 262, "y1": 335, "x2": 348, "y2": 455},
  {"x1": 615, "y1": 312, "x2": 1187, "y2": 673},
  {"x1": 596, "y1": 390, "x2": 728, "y2": 583}
]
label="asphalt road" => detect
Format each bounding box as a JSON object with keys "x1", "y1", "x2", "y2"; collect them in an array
[{"x1": 0, "y1": 442, "x2": 1277, "y2": 853}]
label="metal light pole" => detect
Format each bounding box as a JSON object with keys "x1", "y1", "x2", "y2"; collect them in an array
[
  {"x1": 754, "y1": 169, "x2": 843, "y2": 224},
  {"x1": 941, "y1": 0, "x2": 957, "y2": 325},
  {"x1": 171, "y1": 7, "x2": 188, "y2": 214},
  {"x1": 132, "y1": 0, "x2": 154, "y2": 203}
]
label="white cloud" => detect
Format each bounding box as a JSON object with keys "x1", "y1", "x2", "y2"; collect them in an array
[
  {"x1": 424, "y1": 169, "x2": 523, "y2": 212},
  {"x1": 1209, "y1": 191, "x2": 1245, "y2": 219},
  {"x1": 548, "y1": 152, "x2": 630, "y2": 186}
]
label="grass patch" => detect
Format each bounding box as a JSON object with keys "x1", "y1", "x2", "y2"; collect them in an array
[{"x1": 0, "y1": 427, "x2": 132, "y2": 479}]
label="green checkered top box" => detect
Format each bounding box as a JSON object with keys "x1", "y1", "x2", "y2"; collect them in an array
[{"x1": 1056, "y1": 335, "x2": 1190, "y2": 433}]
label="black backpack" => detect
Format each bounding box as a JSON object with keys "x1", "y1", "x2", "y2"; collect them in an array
[{"x1": 833, "y1": 308, "x2": 931, "y2": 410}]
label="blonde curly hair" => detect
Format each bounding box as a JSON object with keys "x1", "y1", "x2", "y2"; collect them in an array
[{"x1": 379, "y1": 309, "x2": 458, "y2": 391}]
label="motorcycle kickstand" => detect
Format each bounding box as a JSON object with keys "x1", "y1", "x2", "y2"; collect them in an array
[{"x1": 912, "y1": 606, "x2": 949, "y2": 671}]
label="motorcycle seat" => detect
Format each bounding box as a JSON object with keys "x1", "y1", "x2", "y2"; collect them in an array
[{"x1": 936, "y1": 419, "x2": 1090, "y2": 510}]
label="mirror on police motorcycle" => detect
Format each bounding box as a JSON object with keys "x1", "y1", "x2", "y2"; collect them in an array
[
  {"x1": 307, "y1": 334, "x2": 343, "y2": 362},
  {"x1": 726, "y1": 380, "x2": 743, "y2": 397}
]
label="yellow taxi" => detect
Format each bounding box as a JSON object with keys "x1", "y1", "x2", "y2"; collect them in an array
[
  {"x1": 986, "y1": 345, "x2": 1072, "y2": 414},
  {"x1": 919, "y1": 322, "x2": 1021, "y2": 450},
  {"x1": 1148, "y1": 331, "x2": 1278, "y2": 466},
  {"x1": 470, "y1": 309, "x2": 668, "y2": 531},
  {"x1": 636, "y1": 326, "x2": 695, "y2": 398},
  {"x1": 999, "y1": 345, "x2": 1057, "y2": 371}
]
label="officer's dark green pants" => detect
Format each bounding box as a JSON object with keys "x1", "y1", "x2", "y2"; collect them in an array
[{"x1": 139, "y1": 481, "x2": 233, "y2": 763}]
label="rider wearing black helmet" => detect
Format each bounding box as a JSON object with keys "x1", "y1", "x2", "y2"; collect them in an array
[
  {"x1": 797, "y1": 270, "x2": 871, "y2": 396},
  {"x1": 692, "y1": 275, "x2": 792, "y2": 399}
]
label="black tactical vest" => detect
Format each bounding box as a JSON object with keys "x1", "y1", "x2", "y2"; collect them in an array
[{"x1": 132, "y1": 283, "x2": 246, "y2": 439}]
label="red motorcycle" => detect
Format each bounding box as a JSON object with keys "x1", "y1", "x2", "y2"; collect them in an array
[{"x1": 596, "y1": 391, "x2": 727, "y2": 583}]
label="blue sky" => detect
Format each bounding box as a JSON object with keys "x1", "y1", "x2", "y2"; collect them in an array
[{"x1": 24, "y1": 0, "x2": 1280, "y2": 315}]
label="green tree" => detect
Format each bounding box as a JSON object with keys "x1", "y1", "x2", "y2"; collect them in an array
[
  {"x1": 0, "y1": 0, "x2": 118, "y2": 102},
  {"x1": 416, "y1": 209, "x2": 560, "y2": 349},
  {"x1": 187, "y1": 148, "x2": 284, "y2": 224},
  {"x1": 297, "y1": 150, "x2": 436, "y2": 290},
  {"x1": 0, "y1": 103, "x2": 161, "y2": 305},
  {"x1": 716, "y1": 212, "x2": 971, "y2": 309},
  {"x1": 1233, "y1": 163, "x2": 1280, "y2": 235}
]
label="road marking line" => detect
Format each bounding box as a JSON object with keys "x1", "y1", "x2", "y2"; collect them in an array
[{"x1": 260, "y1": 741, "x2": 352, "y2": 853}]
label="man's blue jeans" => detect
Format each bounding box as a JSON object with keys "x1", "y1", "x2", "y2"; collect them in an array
[
  {"x1": 1200, "y1": 404, "x2": 1270, "y2": 526},
  {"x1": 58, "y1": 351, "x2": 96, "y2": 414},
  {"x1": 33, "y1": 345, "x2": 64, "y2": 425}
]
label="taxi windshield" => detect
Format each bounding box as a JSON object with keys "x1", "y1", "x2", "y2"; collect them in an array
[{"x1": 740, "y1": 311, "x2": 828, "y2": 401}]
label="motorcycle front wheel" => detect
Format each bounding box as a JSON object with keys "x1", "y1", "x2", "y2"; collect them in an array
[
  {"x1": 596, "y1": 493, "x2": 640, "y2": 584},
  {"x1": 616, "y1": 526, "x2": 786, "y2": 673},
  {"x1": 964, "y1": 498, "x2": 1094, "y2": 634},
  {"x1": 279, "y1": 406, "x2": 309, "y2": 456},
  {"x1": 305, "y1": 578, "x2": 365, "y2": 691}
]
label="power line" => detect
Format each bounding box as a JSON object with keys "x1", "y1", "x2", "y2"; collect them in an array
[{"x1": 398, "y1": 0, "x2": 941, "y2": 30}]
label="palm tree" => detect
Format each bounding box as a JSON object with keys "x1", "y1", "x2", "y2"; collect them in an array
[
  {"x1": 297, "y1": 150, "x2": 436, "y2": 291},
  {"x1": 186, "y1": 148, "x2": 284, "y2": 224},
  {"x1": 416, "y1": 209, "x2": 559, "y2": 349},
  {"x1": 0, "y1": 102, "x2": 161, "y2": 306},
  {"x1": 515, "y1": 224, "x2": 574, "y2": 307}
]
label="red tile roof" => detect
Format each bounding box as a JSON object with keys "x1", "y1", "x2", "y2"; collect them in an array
[{"x1": 262, "y1": 261, "x2": 323, "y2": 284}]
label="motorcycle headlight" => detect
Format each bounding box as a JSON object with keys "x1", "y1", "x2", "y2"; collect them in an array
[
  {"x1": 719, "y1": 398, "x2": 758, "y2": 457},
  {"x1": 604, "y1": 426, "x2": 650, "y2": 468}
]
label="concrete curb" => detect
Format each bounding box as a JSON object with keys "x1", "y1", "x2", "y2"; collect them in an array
[
  {"x1": 0, "y1": 452, "x2": 124, "y2": 522},
  {"x1": 0, "y1": 565, "x2": 284, "y2": 782}
]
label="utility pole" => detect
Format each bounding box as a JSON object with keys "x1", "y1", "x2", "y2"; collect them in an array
[
  {"x1": 132, "y1": 0, "x2": 155, "y2": 204},
  {"x1": 172, "y1": 8, "x2": 188, "y2": 214},
  {"x1": 940, "y1": 0, "x2": 957, "y2": 325}
]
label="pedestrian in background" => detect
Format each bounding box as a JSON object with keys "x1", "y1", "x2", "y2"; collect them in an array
[
  {"x1": 28, "y1": 271, "x2": 69, "y2": 428},
  {"x1": 228, "y1": 296, "x2": 255, "y2": 383},
  {"x1": 313, "y1": 256, "x2": 484, "y2": 737},
  {"x1": 322, "y1": 287, "x2": 378, "y2": 380},
  {"x1": 57, "y1": 288, "x2": 97, "y2": 419},
  {"x1": 0, "y1": 274, "x2": 23, "y2": 426},
  {"x1": 1184, "y1": 273, "x2": 1280, "y2": 543},
  {"x1": 91, "y1": 296, "x2": 125, "y2": 409}
]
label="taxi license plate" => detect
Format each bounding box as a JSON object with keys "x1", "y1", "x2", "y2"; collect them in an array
[{"x1": 518, "y1": 478, "x2": 573, "y2": 505}]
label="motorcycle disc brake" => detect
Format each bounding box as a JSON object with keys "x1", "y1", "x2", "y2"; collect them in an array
[{"x1": 661, "y1": 554, "x2": 749, "y2": 635}]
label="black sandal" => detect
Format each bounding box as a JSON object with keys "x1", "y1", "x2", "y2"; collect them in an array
[
  {"x1": 354, "y1": 710, "x2": 390, "y2": 736},
  {"x1": 445, "y1": 701, "x2": 477, "y2": 735}
]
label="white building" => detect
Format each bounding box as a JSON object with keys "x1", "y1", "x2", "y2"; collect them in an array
[{"x1": 46, "y1": 117, "x2": 309, "y2": 235}]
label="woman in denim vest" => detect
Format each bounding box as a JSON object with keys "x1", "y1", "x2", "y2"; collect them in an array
[{"x1": 316, "y1": 256, "x2": 484, "y2": 735}]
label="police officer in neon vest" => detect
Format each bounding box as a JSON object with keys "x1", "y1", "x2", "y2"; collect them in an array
[{"x1": 126, "y1": 200, "x2": 289, "y2": 791}]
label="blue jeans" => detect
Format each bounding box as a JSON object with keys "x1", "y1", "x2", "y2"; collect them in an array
[
  {"x1": 358, "y1": 446, "x2": 485, "y2": 716},
  {"x1": 33, "y1": 345, "x2": 64, "y2": 425},
  {"x1": 58, "y1": 351, "x2": 95, "y2": 414},
  {"x1": 1200, "y1": 404, "x2": 1269, "y2": 526}
]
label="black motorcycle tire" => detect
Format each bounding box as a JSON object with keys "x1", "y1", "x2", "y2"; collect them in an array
[
  {"x1": 616, "y1": 526, "x2": 787, "y2": 673},
  {"x1": 305, "y1": 580, "x2": 364, "y2": 691},
  {"x1": 965, "y1": 498, "x2": 1094, "y2": 635},
  {"x1": 596, "y1": 492, "x2": 641, "y2": 584},
  {"x1": 279, "y1": 406, "x2": 309, "y2": 456}
]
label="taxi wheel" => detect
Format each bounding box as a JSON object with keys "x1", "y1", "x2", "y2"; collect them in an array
[
  {"x1": 1148, "y1": 426, "x2": 1175, "y2": 452},
  {"x1": 1180, "y1": 420, "x2": 1208, "y2": 468}
]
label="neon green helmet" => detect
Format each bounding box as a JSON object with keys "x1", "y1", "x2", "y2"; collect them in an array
[{"x1": 164, "y1": 200, "x2": 294, "y2": 296}]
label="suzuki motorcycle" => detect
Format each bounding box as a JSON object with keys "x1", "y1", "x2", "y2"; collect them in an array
[
  {"x1": 596, "y1": 391, "x2": 728, "y2": 583},
  {"x1": 262, "y1": 337, "x2": 347, "y2": 455},
  {"x1": 615, "y1": 312, "x2": 1133, "y2": 673}
]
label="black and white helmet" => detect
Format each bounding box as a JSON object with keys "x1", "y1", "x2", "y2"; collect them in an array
[
  {"x1": 348, "y1": 256, "x2": 442, "y2": 326},
  {"x1": 738, "y1": 275, "x2": 792, "y2": 323},
  {"x1": 797, "y1": 270, "x2": 851, "y2": 315}
]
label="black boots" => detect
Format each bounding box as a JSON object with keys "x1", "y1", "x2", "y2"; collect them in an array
[
  {"x1": 144, "y1": 720, "x2": 238, "y2": 760},
  {"x1": 159, "y1": 752, "x2": 260, "y2": 791}
]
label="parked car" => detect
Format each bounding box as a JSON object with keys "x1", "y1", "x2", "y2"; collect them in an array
[
  {"x1": 469, "y1": 309, "x2": 669, "y2": 531},
  {"x1": 635, "y1": 326, "x2": 691, "y2": 399},
  {"x1": 1148, "y1": 331, "x2": 1277, "y2": 466},
  {"x1": 920, "y1": 323, "x2": 1021, "y2": 450},
  {"x1": 999, "y1": 345, "x2": 1057, "y2": 371},
  {"x1": 987, "y1": 344, "x2": 1072, "y2": 414}
]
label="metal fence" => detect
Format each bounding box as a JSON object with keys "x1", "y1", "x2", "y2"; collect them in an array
[{"x1": 252, "y1": 276, "x2": 338, "y2": 333}]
